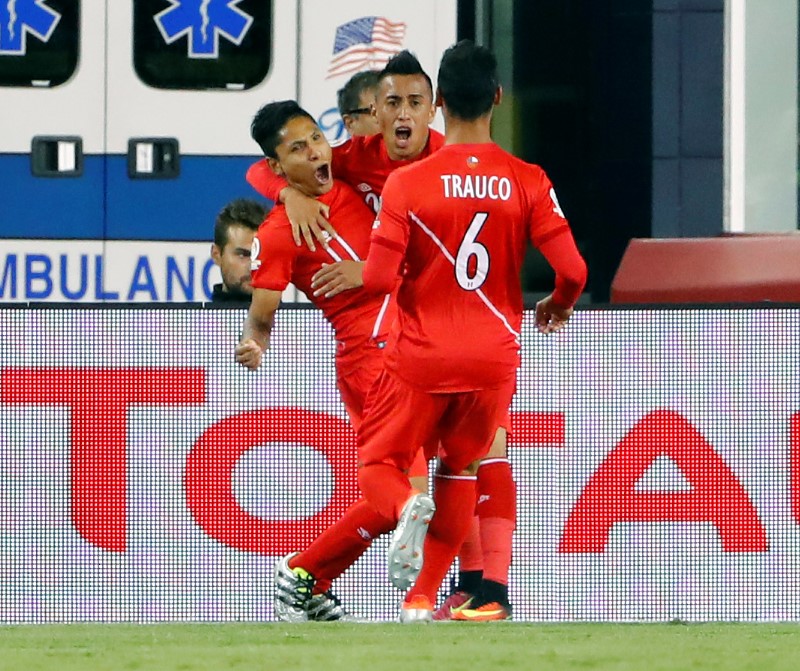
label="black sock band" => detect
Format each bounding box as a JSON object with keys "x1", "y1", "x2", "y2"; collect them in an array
[
  {"x1": 479, "y1": 579, "x2": 509, "y2": 607},
  {"x1": 458, "y1": 570, "x2": 483, "y2": 595}
]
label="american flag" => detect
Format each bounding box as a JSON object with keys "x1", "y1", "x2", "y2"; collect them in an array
[{"x1": 326, "y1": 16, "x2": 407, "y2": 79}]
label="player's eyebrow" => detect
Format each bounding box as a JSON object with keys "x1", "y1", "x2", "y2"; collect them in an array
[{"x1": 387, "y1": 93, "x2": 426, "y2": 103}]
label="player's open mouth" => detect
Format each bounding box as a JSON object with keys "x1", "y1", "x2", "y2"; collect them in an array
[
  {"x1": 395, "y1": 126, "x2": 412, "y2": 147},
  {"x1": 314, "y1": 163, "x2": 331, "y2": 184}
]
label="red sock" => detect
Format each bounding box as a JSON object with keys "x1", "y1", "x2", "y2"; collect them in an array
[
  {"x1": 289, "y1": 498, "x2": 394, "y2": 594},
  {"x1": 477, "y1": 459, "x2": 516, "y2": 585},
  {"x1": 358, "y1": 463, "x2": 412, "y2": 522},
  {"x1": 407, "y1": 475, "x2": 477, "y2": 604},
  {"x1": 457, "y1": 515, "x2": 483, "y2": 572}
]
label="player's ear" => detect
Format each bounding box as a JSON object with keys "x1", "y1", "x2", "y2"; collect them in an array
[
  {"x1": 434, "y1": 88, "x2": 444, "y2": 108},
  {"x1": 267, "y1": 157, "x2": 284, "y2": 176},
  {"x1": 210, "y1": 243, "x2": 222, "y2": 266},
  {"x1": 494, "y1": 85, "x2": 503, "y2": 107}
]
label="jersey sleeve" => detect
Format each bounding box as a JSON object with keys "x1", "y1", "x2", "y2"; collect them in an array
[
  {"x1": 526, "y1": 166, "x2": 587, "y2": 308},
  {"x1": 246, "y1": 160, "x2": 287, "y2": 203},
  {"x1": 363, "y1": 171, "x2": 408, "y2": 292},
  {"x1": 331, "y1": 138, "x2": 356, "y2": 185},
  {"x1": 370, "y1": 171, "x2": 410, "y2": 255},
  {"x1": 538, "y1": 229, "x2": 587, "y2": 308},
  {"x1": 527, "y1": 167, "x2": 571, "y2": 247},
  {"x1": 250, "y1": 220, "x2": 297, "y2": 292}
]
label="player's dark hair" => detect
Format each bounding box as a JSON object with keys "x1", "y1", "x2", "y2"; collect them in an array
[
  {"x1": 214, "y1": 198, "x2": 268, "y2": 248},
  {"x1": 337, "y1": 70, "x2": 380, "y2": 116},
  {"x1": 251, "y1": 100, "x2": 315, "y2": 158},
  {"x1": 437, "y1": 40, "x2": 499, "y2": 120},
  {"x1": 377, "y1": 50, "x2": 433, "y2": 97}
]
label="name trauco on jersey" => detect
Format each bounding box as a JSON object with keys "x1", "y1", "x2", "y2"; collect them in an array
[{"x1": 440, "y1": 174, "x2": 512, "y2": 201}]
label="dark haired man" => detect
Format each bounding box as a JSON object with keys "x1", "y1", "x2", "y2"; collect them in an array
[
  {"x1": 210, "y1": 198, "x2": 268, "y2": 302},
  {"x1": 337, "y1": 70, "x2": 380, "y2": 138},
  {"x1": 237, "y1": 99, "x2": 407, "y2": 621},
  {"x1": 351, "y1": 40, "x2": 587, "y2": 623}
]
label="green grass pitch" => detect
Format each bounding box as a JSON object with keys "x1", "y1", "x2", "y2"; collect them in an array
[{"x1": 2, "y1": 623, "x2": 800, "y2": 671}]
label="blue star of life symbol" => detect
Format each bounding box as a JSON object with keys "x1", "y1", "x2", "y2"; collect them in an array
[
  {"x1": 0, "y1": 0, "x2": 61, "y2": 56},
  {"x1": 154, "y1": 0, "x2": 254, "y2": 59}
]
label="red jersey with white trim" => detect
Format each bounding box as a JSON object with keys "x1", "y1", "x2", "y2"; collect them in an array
[
  {"x1": 246, "y1": 130, "x2": 446, "y2": 212},
  {"x1": 251, "y1": 180, "x2": 397, "y2": 370},
  {"x1": 371, "y1": 143, "x2": 575, "y2": 392}
]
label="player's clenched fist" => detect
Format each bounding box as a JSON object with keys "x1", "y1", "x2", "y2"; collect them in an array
[{"x1": 235, "y1": 338, "x2": 264, "y2": 370}]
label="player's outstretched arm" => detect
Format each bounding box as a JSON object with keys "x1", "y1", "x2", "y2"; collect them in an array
[
  {"x1": 235, "y1": 288, "x2": 282, "y2": 370},
  {"x1": 311, "y1": 261, "x2": 364, "y2": 298}
]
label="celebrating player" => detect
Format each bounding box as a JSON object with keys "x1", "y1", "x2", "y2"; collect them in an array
[
  {"x1": 236, "y1": 99, "x2": 429, "y2": 621},
  {"x1": 304, "y1": 52, "x2": 517, "y2": 620},
  {"x1": 251, "y1": 50, "x2": 521, "y2": 621},
  {"x1": 352, "y1": 39, "x2": 588, "y2": 623}
]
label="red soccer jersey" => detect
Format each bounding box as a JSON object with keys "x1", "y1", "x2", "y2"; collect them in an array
[
  {"x1": 251, "y1": 180, "x2": 397, "y2": 370},
  {"x1": 370, "y1": 143, "x2": 580, "y2": 392},
  {"x1": 246, "y1": 129, "x2": 446, "y2": 212}
]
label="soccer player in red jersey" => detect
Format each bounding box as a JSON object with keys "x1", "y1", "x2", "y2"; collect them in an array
[
  {"x1": 352, "y1": 39, "x2": 588, "y2": 623},
  {"x1": 305, "y1": 52, "x2": 524, "y2": 621},
  {"x1": 235, "y1": 100, "x2": 407, "y2": 621}
]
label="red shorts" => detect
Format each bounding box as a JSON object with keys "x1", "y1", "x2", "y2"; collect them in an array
[
  {"x1": 358, "y1": 369, "x2": 516, "y2": 476},
  {"x1": 338, "y1": 354, "x2": 428, "y2": 478},
  {"x1": 337, "y1": 353, "x2": 385, "y2": 431}
]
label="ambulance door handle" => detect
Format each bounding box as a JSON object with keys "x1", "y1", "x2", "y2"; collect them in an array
[
  {"x1": 30, "y1": 136, "x2": 83, "y2": 177},
  {"x1": 127, "y1": 138, "x2": 180, "y2": 179}
]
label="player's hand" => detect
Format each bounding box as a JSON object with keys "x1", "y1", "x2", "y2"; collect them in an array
[
  {"x1": 235, "y1": 338, "x2": 264, "y2": 370},
  {"x1": 311, "y1": 261, "x2": 364, "y2": 298},
  {"x1": 284, "y1": 189, "x2": 336, "y2": 252},
  {"x1": 535, "y1": 294, "x2": 574, "y2": 334}
]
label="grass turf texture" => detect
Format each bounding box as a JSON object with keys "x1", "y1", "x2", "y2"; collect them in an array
[{"x1": 1, "y1": 623, "x2": 800, "y2": 671}]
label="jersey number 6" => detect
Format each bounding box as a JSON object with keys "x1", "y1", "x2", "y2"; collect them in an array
[{"x1": 455, "y1": 212, "x2": 490, "y2": 291}]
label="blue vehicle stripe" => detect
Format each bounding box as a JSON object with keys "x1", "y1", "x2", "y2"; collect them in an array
[{"x1": 0, "y1": 154, "x2": 268, "y2": 241}]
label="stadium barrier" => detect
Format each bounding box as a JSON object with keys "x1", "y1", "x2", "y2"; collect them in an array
[
  {"x1": 1, "y1": 304, "x2": 799, "y2": 622},
  {"x1": 610, "y1": 235, "x2": 800, "y2": 303}
]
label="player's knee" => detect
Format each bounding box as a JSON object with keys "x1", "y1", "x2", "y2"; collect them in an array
[
  {"x1": 483, "y1": 426, "x2": 508, "y2": 459},
  {"x1": 437, "y1": 459, "x2": 480, "y2": 477},
  {"x1": 409, "y1": 475, "x2": 429, "y2": 493}
]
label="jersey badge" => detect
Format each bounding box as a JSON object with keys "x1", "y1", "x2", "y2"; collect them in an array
[
  {"x1": 466, "y1": 155, "x2": 480, "y2": 168},
  {"x1": 250, "y1": 237, "x2": 262, "y2": 271}
]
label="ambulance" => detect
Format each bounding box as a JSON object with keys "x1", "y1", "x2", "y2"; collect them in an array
[{"x1": 0, "y1": 0, "x2": 456, "y2": 302}]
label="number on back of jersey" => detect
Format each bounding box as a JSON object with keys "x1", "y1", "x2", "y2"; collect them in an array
[{"x1": 455, "y1": 213, "x2": 490, "y2": 291}]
